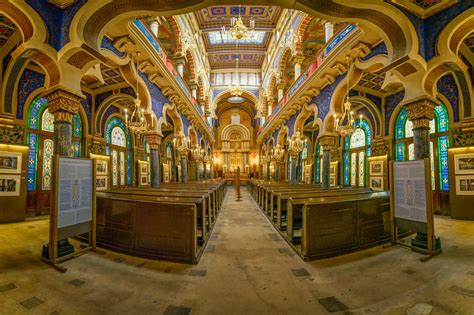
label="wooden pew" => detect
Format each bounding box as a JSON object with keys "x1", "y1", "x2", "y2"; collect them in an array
[
  {"x1": 95, "y1": 194, "x2": 201, "y2": 264},
  {"x1": 291, "y1": 191, "x2": 391, "y2": 260},
  {"x1": 103, "y1": 190, "x2": 211, "y2": 239},
  {"x1": 276, "y1": 188, "x2": 371, "y2": 229}
]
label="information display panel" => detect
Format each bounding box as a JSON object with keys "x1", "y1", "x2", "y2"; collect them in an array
[
  {"x1": 57, "y1": 157, "x2": 93, "y2": 228},
  {"x1": 393, "y1": 160, "x2": 427, "y2": 223}
]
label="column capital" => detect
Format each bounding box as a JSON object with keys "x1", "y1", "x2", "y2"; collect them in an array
[
  {"x1": 406, "y1": 98, "x2": 436, "y2": 129},
  {"x1": 45, "y1": 89, "x2": 82, "y2": 121},
  {"x1": 144, "y1": 132, "x2": 162, "y2": 149},
  {"x1": 291, "y1": 55, "x2": 305, "y2": 65},
  {"x1": 318, "y1": 134, "x2": 338, "y2": 150},
  {"x1": 277, "y1": 81, "x2": 286, "y2": 90}
]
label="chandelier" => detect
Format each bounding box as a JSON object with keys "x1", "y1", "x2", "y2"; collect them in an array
[
  {"x1": 229, "y1": 38, "x2": 243, "y2": 97},
  {"x1": 288, "y1": 129, "x2": 306, "y2": 155},
  {"x1": 125, "y1": 52, "x2": 148, "y2": 134},
  {"x1": 221, "y1": 5, "x2": 255, "y2": 41},
  {"x1": 174, "y1": 132, "x2": 190, "y2": 156},
  {"x1": 191, "y1": 145, "x2": 204, "y2": 161},
  {"x1": 334, "y1": 56, "x2": 356, "y2": 137},
  {"x1": 272, "y1": 144, "x2": 285, "y2": 162},
  {"x1": 279, "y1": 10, "x2": 299, "y2": 51}
]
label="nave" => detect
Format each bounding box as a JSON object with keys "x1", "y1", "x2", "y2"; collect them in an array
[{"x1": 0, "y1": 188, "x2": 473, "y2": 314}]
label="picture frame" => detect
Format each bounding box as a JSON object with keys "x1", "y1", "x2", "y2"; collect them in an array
[
  {"x1": 0, "y1": 174, "x2": 21, "y2": 196},
  {"x1": 140, "y1": 176, "x2": 149, "y2": 186},
  {"x1": 138, "y1": 160, "x2": 150, "y2": 186},
  {"x1": 369, "y1": 161, "x2": 384, "y2": 176},
  {"x1": 455, "y1": 175, "x2": 474, "y2": 195},
  {"x1": 0, "y1": 151, "x2": 22, "y2": 174},
  {"x1": 454, "y1": 153, "x2": 474, "y2": 174},
  {"x1": 330, "y1": 161, "x2": 338, "y2": 176},
  {"x1": 96, "y1": 175, "x2": 108, "y2": 191},
  {"x1": 95, "y1": 159, "x2": 108, "y2": 176},
  {"x1": 370, "y1": 176, "x2": 384, "y2": 191}
]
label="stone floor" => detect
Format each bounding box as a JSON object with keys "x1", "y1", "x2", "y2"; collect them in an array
[{"x1": 0, "y1": 187, "x2": 473, "y2": 314}]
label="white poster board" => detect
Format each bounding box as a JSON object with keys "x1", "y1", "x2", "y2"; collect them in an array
[
  {"x1": 393, "y1": 160, "x2": 427, "y2": 223},
  {"x1": 57, "y1": 157, "x2": 93, "y2": 228}
]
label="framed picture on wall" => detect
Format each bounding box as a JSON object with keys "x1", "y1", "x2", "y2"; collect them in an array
[
  {"x1": 455, "y1": 175, "x2": 474, "y2": 195},
  {"x1": 330, "y1": 162, "x2": 338, "y2": 176},
  {"x1": 454, "y1": 154, "x2": 474, "y2": 174},
  {"x1": 329, "y1": 176, "x2": 336, "y2": 187},
  {"x1": 0, "y1": 151, "x2": 22, "y2": 174},
  {"x1": 370, "y1": 176, "x2": 384, "y2": 191},
  {"x1": 138, "y1": 161, "x2": 149, "y2": 186},
  {"x1": 369, "y1": 161, "x2": 384, "y2": 176},
  {"x1": 0, "y1": 175, "x2": 21, "y2": 196},
  {"x1": 96, "y1": 159, "x2": 108, "y2": 176},
  {"x1": 96, "y1": 175, "x2": 108, "y2": 191}
]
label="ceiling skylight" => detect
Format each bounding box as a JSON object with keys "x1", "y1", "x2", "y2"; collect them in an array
[{"x1": 208, "y1": 31, "x2": 266, "y2": 45}]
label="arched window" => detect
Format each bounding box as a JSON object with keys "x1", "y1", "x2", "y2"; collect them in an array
[
  {"x1": 26, "y1": 98, "x2": 83, "y2": 192},
  {"x1": 106, "y1": 117, "x2": 131, "y2": 187},
  {"x1": 395, "y1": 104, "x2": 449, "y2": 191},
  {"x1": 343, "y1": 119, "x2": 372, "y2": 187}
]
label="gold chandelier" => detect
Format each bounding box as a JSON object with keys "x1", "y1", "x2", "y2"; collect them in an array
[
  {"x1": 125, "y1": 52, "x2": 149, "y2": 134},
  {"x1": 334, "y1": 56, "x2": 356, "y2": 137},
  {"x1": 272, "y1": 144, "x2": 285, "y2": 162},
  {"x1": 288, "y1": 129, "x2": 307, "y2": 155},
  {"x1": 221, "y1": 5, "x2": 255, "y2": 41},
  {"x1": 229, "y1": 37, "x2": 243, "y2": 97}
]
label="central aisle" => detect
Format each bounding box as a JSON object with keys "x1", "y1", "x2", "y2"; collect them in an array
[{"x1": 186, "y1": 187, "x2": 330, "y2": 314}]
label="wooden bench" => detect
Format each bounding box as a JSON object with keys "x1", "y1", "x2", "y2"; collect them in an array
[
  {"x1": 103, "y1": 190, "x2": 212, "y2": 239},
  {"x1": 289, "y1": 191, "x2": 391, "y2": 260},
  {"x1": 95, "y1": 194, "x2": 201, "y2": 264}
]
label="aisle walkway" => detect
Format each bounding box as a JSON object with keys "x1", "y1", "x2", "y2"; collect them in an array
[{"x1": 0, "y1": 187, "x2": 473, "y2": 314}]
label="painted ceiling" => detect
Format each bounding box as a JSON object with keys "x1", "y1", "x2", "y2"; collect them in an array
[
  {"x1": 194, "y1": 6, "x2": 282, "y2": 70},
  {"x1": 0, "y1": 14, "x2": 17, "y2": 50},
  {"x1": 358, "y1": 71, "x2": 386, "y2": 91}
]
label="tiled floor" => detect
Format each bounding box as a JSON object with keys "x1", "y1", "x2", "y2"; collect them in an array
[{"x1": 0, "y1": 187, "x2": 473, "y2": 314}]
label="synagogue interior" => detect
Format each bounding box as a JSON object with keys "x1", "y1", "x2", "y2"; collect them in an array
[{"x1": 0, "y1": 0, "x2": 474, "y2": 314}]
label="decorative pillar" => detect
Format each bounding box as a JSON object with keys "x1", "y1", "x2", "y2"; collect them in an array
[
  {"x1": 319, "y1": 135, "x2": 338, "y2": 189},
  {"x1": 190, "y1": 83, "x2": 198, "y2": 100},
  {"x1": 290, "y1": 153, "x2": 298, "y2": 185},
  {"x1": 293, "y1": 55, "x2": 305, "y2": 81},
  {"x1": 42, "y1": 89, "x2": 83, "y2": 259},
  {"x1": 324, "y1": 22, "x2": 334, "y2": 42},
  {"x1": 180, "y1": 155, "x2": 187, "y2": 183},
  {"x1": 145, "y1": 132, "x2": 162, "y2": 188},
  {"x1": 267, "y1": 104, "x2": 273, "y2": 116},
  {"x1": 266, "y1": 161, "x2": 271, "y2": 180},
  {"x1": 406, "y1": 98, "x2": 441, "y2": 250},
  {"x1": 276, "y1": 162, "x2": 280, "y2": 181},
  {"x1": 150, "y1": 19, "x2": 159, "y2": 37},
  {"x1": 176, "y1": 57, "x2": 185, "y2": 78},
  {"x1": 406, "y1": 99, "x2": 435, "y2": 160},
  {"x1": 203, "y1": 160, "x2": 207, "y2": 180},
  {"x1": 277, "y1": 82, "x2": 285, "y2": 102}
]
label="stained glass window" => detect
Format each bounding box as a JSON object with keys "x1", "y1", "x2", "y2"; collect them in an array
[
  {"x1": 26, "y1": 97, "x2": 83, "y2": 191},
  {"x1": 350, "y1": 129, "x2": 366, "y2": 148},
  {"x1": 350, "y1": 152, "x2": 356, "y2": 186},
  {"x1": 208, "y1": 30, "x2": 266, "y2": 45},
  {"x1": 111, "y1": 126, "x2": 126, "y2": 147},
  {"x1": 358, "y1": 151, "x2": 365, "y2": 187},
  {"x1": 42, "y1": 139, "x2": 54, "y2": 190},
  {"x1": 344, "y1": 151, "x2": 350, "y2": 186},
  {"x1": 112, "y1": 150, "x2": 118, "y2": 186},
  {"x1": 120, "y1": 151, "x2": 125, "y2": 186},
  {"x1": 394, "y1": 103, "x2": 450, "y2": 192},
  {"x1": 41, "y1": 109, "x2": 55, "y2": 132}
]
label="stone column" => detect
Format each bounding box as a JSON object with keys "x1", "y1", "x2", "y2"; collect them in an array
[
  {"x1": 293, "y1": 56, "x2": 305, "y2": 81},
  {"x1": 290, "y1": 153, "x2": 298, "y2": 185},
  {"x1": 150, "y1": 19, "x2": 159, "y2": 37},
  {"x1": 319, "y1": 135, "x2": 338, "y2": 189},
  {"x1": 176, "y1": 57, "x2": 185, "y2": 78},
  {"x1": 277, "y1": 82, "x2": 285, "y2": 102},
  {"x1": 189, "y1": 83, "x2": 198, "y2": 100},
  {"x1": 178, "y1": 150, "x2": 188, "y2": 183},
  {"x1": 406, "y1": 98, "x2": 440, "y2": 250},
  {"x1": 406, "y1": 99, "x2": 435, "y2": 160},
  {"x1": 275, "y1": 161, "x2": 280, "y2": 181},
  {"x1": 145, "y1": 132, "x2": 162, "y2": 188},
  {"x1": 43, "y1": 89, "x2": 83, "y2": 259},
  {"x1": 266, "y1": 161, "x2": 271, "y2": 180},
  {"x1": 267, "y1": 104, "x2": 273, "y2": 116},
  {"x1": 325, "y1": 22, "x2": 334, "y2": 42},
  {"x1": 203, "y1": 160, "x2": 207, "y2": 180}
]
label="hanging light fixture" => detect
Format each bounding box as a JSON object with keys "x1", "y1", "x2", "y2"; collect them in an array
[
  {"x1": 273, "y1": 144, "x2": 285, "y2": 162},
  {"x1": 229, "y1": 38, "x2": 243, "y2": 97},
  {"x1": 124, "y1": 52, "x2": 149, "y2": 134},
  {"x1": 221, "y1": 5, "x2": 255, "y2": 41},
  {"x1": 334, "y1": 56, "x2": 356, "y2": 137},
  {"x1": 288, "y1": 129, "x2": 307, "y2": 155},
  {"x1": 279, "y1": 9, "x2": 299, "y2": 51}
]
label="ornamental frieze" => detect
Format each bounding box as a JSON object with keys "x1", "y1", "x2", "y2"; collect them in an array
[
  {"x1": 0, "y1": 125, "x2": 24, "y2": 145},
  {"x1": 452, "y1": 128, "x2": 474, "y2": 148}
]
